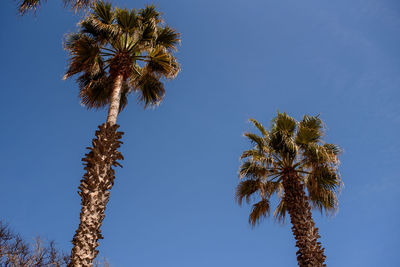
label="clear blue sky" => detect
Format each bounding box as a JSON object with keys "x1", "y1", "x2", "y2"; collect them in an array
[{"x1": 1, "y1": 0, "x2": 399, "y2": 266}]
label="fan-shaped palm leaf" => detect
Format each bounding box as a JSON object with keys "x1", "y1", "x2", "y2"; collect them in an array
[{"x1": 249, "y1": 199, "x2": 270, "y2": 227}]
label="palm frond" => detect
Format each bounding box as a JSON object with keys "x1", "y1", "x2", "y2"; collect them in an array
[
  {"x1": 135, "y1": 72, "x2": 165, "y2": 108},
  {"x1": 301, "y1": 143, "x2": 339, "y2": 167},
  {"x1": 300, "y1": 115, "x2": 323, "y2": 132},
  {"x1": 249, "y1": 118, "x2": 269, "y2": 137},
  {"x1": 323, "y1": 143, "x2": 342, "y2": 156},
  {"x1": 239, "y1": 161, "x2": 269, "y2": 179},
  {"x1": 146, "y1": 47, "x2": 180, "y2": 78},
  {"x1": 62, "y1": 0, "x2": 92, "y2": 11},
  {"x1": 249, "y1": 199, "x2": 270, "y2": 227},
  {"x1": 64, "y1": 33, "x2": 102, "y2": 79},
  {"x1": 141, "y1": 22, "x2": 157, "y2": 42},
  {"x1": 240, "y1": 149, "x2": 267, "y2": 162},
  {"x1": 269, "y1": 131, "x2": 298, "y2": 160},
  {"x1": 80, "y1": 16, "x2": 118, "y2": 44},
  {"x1": 156, "y1": 26, "x2": 180, "y2": 51},
  {"x1": 92, "y1": 0, "x2": 113, "y2": 24},
  {"x1": 18, "y1": 0, "x2": 43, "y2": 15},
  {"x1": 308, "y1": 187, "x2": 338, "y2": 215},
  {"x1": 19, "y1": 0, "x2": 100, "y2": 15},
  {"x1": 235, "y1": 180, "x2": 262, "y2": 205},
  {"x1": 115, "y1": 8, "x2": 138, "y2": 33},
  {"x1": 77, "y1": 73, "x2": 112, "y2": 109},
  {"x1": 305, "y1": 163, "x2": 341, "y2": 214},
  {"x1": 271, "y1": 112, "x2": 297, "y2": 137},
  {"x1": 139, "y1": 5, "x2": 160, "y2": 23},
  {"x1": 306, "y1": 165, "x2": 341, "y2": 192},
  {"x1": 264, "y1": 181, "x2": 281, "y2": 198},
  {"x1": 273, "y1": 198, "x2": 287, "y2": 223},
  {"x1": 296, "y1": 115, "x2": 324, "y2": 146},
  {"x1": 243, "y1": 132, "x2": 265, "y2": 151}
]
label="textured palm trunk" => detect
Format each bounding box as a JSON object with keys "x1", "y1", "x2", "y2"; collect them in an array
[
  {"x1": 69, "y1": 75, "x2": 124, "y2": 267},
  {"x1": 282, "y1": 171, "x2": 326, "y2": 267}
]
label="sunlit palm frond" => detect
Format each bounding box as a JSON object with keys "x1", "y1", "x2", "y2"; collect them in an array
[
  {"x1": 80, "y1": 16, "x2": 119, "y2": 44},
  {"x1": 115, "y1": 8, "x2": 138, "y2": 33},
  {"x1": 111, "y1": 33, "x2": 136, "y2": 51},
  {"x1": 18, "y1": 0, "x2": 43, "y2": 15},
  {"x1": 271, "y1": 112, "x2": 297, "y2": 137},
  {"x1": 249, "y1": 199, "x2": 270, "y2": 227},
  {"x1": 296, "y1": 115, "x2": 324, "y2": 146},
  {"x1": 63, "y1": 0, "x2": 92, "y2": 11},
  {"x1": 146, "y1": 47, "x2": 180, "y2": 78},
  {"x1": 239, "y1": 161, "x2": 269, "y2": 180},
  {"x1": 300, "y1": 115, "x2": 323, "y2": 132},
  {"x1": 240, "y1": 149, "x2": 268, "y2": 162},
  {"x1": 249, "y1": 118, "x2": 269, "y2": 138},
  {"x1": 323, "y1": 143, "x2": 342, "y2": 156},
  {"x1": 243, "y1": 132, "x2": 265, "y2": 151},
  {"x1": 302, "y1": 143, "x2": 339, "y2": 168}
]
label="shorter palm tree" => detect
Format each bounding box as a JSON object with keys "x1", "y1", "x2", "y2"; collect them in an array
[{"x1": 236, "y1": 112, "x2": 342, "y2": 267}]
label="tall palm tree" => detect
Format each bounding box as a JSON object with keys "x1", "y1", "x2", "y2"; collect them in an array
[
  {"x1": 236, "y1": 112, "x2": 342, "y2": 267},
  {"x1": 63, "y1": 1, "x2": 180, "y2": 265}
]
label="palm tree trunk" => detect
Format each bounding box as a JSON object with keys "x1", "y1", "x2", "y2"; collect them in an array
[
  {"x1": 106, "y1": 74, "x2": 124, "y2": 126},
  {"x1": 282, "y1": 171, "x2": 326, "y2": 267},
  {"x1": 69, "y1": 75, "x2": 124, "y2": 267}
]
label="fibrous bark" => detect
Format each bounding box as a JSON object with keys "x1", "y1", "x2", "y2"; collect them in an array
[
  {"x1": 69, "y1": 123, "x2": 124, "y2": 267},
  {"x1": 282, "y1": 172, "x2": 326, "y2": 267}
]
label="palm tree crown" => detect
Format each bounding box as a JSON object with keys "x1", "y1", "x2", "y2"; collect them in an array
[
  {"x1": 64, "y1": 1, "x2": 180, "y2": 112},
  {"x1": 237, "y1": 112, "x2": 342, "y2": 226}
]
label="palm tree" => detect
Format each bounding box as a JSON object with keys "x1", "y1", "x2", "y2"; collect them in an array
[
  {"x1": 236, "y1": 112, "x2": 342, "y2": 267},
  {"x1": 18, "y1": 0, "x2": 92, "y2": 14},
  {"x1": 63, "y1": 1, "x2": 180, "y2": 265}
]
